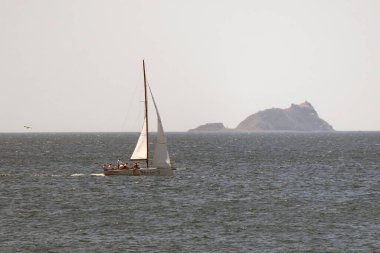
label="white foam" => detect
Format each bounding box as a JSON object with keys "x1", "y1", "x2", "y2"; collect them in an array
[
  {"x1": 70, "y1": 173, "x2": 85, "y2": 177},
  {"x1": 90, "y1": 173, "x2": 105, "y2": 177}
]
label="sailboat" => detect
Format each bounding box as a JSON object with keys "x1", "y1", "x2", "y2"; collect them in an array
[{"x1": 103, "y1": 60, "x2": 173, "y2": 176}]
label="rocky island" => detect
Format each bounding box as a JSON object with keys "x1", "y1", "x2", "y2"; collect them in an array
[
  {"x1": 189, "y1": 101, "x2": 334, "y2": 132},
  {"x1": 188, "y1": 123, "x2": 228, "y2": 132}
]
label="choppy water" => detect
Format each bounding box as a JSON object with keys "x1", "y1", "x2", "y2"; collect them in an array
[{"x1": 0, "y1": 132, "x2": 379, "y2": 252}]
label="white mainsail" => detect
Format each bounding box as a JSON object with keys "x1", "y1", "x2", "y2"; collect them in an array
[
  {"x1": 130, "y1": 118, "x2": 148, "y2": 161},
  {"x1": 149, "y1": 87, "x2": 171, "y2": 169}
]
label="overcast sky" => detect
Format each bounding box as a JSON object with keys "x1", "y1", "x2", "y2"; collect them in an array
[{"x1": 1, "y1": 0, "x2": 379, "y2": 132}]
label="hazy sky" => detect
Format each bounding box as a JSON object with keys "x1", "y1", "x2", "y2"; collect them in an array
[{"x1": 1, "y1": 0, "x2": 379, "y2": 132}]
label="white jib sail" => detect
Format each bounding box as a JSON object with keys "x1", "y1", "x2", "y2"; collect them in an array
[
  {"x1": 150, "y1": 89, "x2": 171, "y2": 169},
  {"x1": 130, "y1": 118, "x2": 148, "y2": 160}
]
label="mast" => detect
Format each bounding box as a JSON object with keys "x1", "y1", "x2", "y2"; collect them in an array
[{"x1": 143, "y1": 60, "x2": 149, "y2": 168}]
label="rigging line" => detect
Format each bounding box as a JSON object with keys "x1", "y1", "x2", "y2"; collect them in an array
[
  {"x1": 135, "y1": 103, "x2": 144, "y2": 131},
  {"x1": 121, "y1": 78, "x2": 142, "y2": 132},
  {"x1": 146, "y1": 80, "x2": 160, "y2": 114},
  {"x1": 146, "y1": 80, "x2": 160, "y2": 130},
  {"x1": 146, "y1": 80, "x2": 164, "y2": 138}
]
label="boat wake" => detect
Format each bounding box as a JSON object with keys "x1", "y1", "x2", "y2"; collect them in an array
[
  {"x1": 90, "y1": 173, "x2": 105, "y2": 177},
  {"x1": 1, "y1": 173, "x2": 107, "y2": 177},
  {"x1": 70, "y1": 173, "x2": 105, "y2": 177},
  {"x1": 70, "y1": 173, "x2": 85, "y2": 177},
  {"x1": 70, "y1": 173, "x2": 104, "y2": 177}
]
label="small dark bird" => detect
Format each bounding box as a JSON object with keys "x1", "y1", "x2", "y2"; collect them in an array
[{"x1": 24, "y1": 126, "x2": 32, "y2": 129}]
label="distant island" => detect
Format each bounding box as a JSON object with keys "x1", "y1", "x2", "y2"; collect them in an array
[
  {"x1": 189, "y1": 101, "x2": 334, "y2": 132},
  {"x1": 188, "y1": 123, "x2": 228, "y2": 132}
]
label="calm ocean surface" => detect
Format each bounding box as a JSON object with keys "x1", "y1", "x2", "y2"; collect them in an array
[{"x1": 0, "y1": 132, "x2": 379, "y2": 252}]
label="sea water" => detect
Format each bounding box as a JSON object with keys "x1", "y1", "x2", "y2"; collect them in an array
[{"x1": 0, "y1": 132, "x2": 379, "y2": 252}]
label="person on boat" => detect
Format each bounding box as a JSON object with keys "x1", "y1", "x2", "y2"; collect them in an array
[
  {"x1": 107, "y1": 163, "x2": 114, "y2": 170},
  {"x1": 122, "y1": 163, "x2": 129, "y2": 170},
  {"x1": 132, "y1": 162, "x2": 140, "y2": 174},
  {"x1": 117, "y1": 159, "x2": 123, "y2": 169}
]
